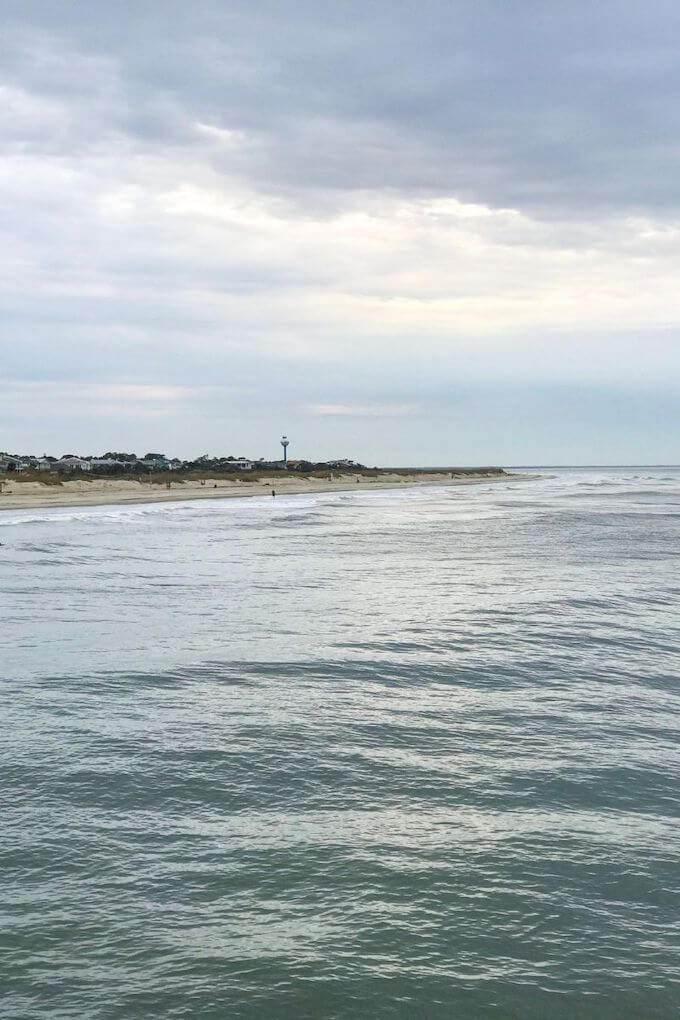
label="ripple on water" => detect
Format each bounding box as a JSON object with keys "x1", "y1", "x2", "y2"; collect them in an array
[{"x1": 2, "y1": 469, "x2": 680, "y2": 1018}]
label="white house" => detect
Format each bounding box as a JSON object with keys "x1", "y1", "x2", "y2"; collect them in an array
[
  {"x1": 56, "y1": 457, "x2": 92, "y2": 472},
  {"x1": 90, "y1": 458, "x2": 124, "y2": 469}
]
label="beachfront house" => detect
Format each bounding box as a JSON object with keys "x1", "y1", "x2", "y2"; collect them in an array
[
  {"x1": 56, "y1": 456, "x2": 92, "y2": 472},
  {"x1": 90, "y1": 458, "x2": 125, "y2": 470},
  {"x1": 140, "y1": 454, "x2": 169, "y2": 470},
  {"x1": 0, "y1": 455, "x2": 24, "y2": 472}
]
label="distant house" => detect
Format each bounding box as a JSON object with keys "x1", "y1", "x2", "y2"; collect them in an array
[
  {"x1": 140, "y1": 454, "x2": 169, "y2": 470},
  {"x1": 90, "y1": 458, "x2": 124, "y2": 470},
  {"x1": 326, "y1": 459, "x2": 356, "y2": 468},
  {"x1": 36, "y1": 458, "x2": 53, "y2": 472},
  {"x1": 230, "y1": 459, "x2": 253, "y2": 471},
  {"x1": 56, "y1": 457, "x2": 92, "y2": 472}
]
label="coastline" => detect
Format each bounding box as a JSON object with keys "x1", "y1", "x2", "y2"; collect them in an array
[{"x1": 0, "y1": 470, "x2": 523, "y2": 512}]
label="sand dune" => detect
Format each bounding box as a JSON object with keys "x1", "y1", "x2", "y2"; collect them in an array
[{"x1": 0, "y1": 470, "x2": 512, "y2": 511}]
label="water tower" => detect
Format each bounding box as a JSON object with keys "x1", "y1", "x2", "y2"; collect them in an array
[{"x1": 281, "y1": 435, "x2": 290, "y2": 465}]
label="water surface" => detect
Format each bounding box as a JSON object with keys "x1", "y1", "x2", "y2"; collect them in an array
[{"x1": 2, "y1": 468, "x2": 680, "y2": 1018}]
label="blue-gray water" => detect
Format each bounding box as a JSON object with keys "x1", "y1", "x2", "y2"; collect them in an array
[{"x1": 2, "y1": 468, "x2": 680, "y2": 1019}]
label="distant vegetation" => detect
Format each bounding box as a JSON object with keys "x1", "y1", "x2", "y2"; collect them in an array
[{"x1": 1, "y1": 449, "x2": 506, "y2": 483}]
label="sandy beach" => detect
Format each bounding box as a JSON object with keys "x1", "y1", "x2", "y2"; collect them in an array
[{"x1": 0, "y1": 470, "x2": 515, "y2": 512}]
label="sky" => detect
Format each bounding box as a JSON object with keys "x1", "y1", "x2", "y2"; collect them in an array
[{"x1": 2, "y1": 0, "x2": 680, "y2": 465}]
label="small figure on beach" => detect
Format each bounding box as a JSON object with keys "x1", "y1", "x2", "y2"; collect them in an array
[{"x1": 271, "y1": 489, "x2": 276, "y2": 497}]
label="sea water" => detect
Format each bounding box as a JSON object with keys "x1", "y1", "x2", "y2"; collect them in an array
[{"x1": 2, "y1": 468, "x2": 679, "y2": 1018}]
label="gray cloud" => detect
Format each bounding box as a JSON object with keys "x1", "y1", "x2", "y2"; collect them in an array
[
  {"x1": 2, "y1": 1, "x2": 680, "y2": 462},
  {"x1": 4, "y1": 1, "x2": 680, "y2": 213}
]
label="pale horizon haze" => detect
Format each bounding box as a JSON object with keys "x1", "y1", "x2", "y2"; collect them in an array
[{"x1": 2, "y1": 1, "x2": 680, "y2": 465}]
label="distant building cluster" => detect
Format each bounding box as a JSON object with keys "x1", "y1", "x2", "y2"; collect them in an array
[
  {"x1": 0, "y1": 448, "x2": 362, "y2": 476},
  {"x1": 0, "y1": 452, "x2": 180, "y2": 474}
]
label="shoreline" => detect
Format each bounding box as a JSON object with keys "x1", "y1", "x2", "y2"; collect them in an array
[{"x1": 0, "y1": 471, "x2": 525, "y2": 513}]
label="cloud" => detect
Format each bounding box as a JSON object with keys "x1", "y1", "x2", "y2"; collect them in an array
[
  {"x1": 308, "y1": 404, "x2": 420, "y2": 418},
  {"x1": 6, "y1": 1, "x2": 680, "y2": 214},
  {"x1": 3, "y1": 381, "x2": 195, "y2": 415},
  {"x1": 2, "y1": 1, "x2": 680, "y2": 461}
]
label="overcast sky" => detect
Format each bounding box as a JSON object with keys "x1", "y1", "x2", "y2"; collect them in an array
[{"x1": 2, "y1": 1, "x2": 680, "y2": 464}]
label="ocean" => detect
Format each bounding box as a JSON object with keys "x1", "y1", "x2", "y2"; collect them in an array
[{"x1": 2, "y1": 467, "x2": 680, "y2": 1018}]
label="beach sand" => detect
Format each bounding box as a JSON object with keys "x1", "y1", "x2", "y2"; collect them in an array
[{"x1": 0, "y1": 471, "x2": 516, "y2": 512}]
